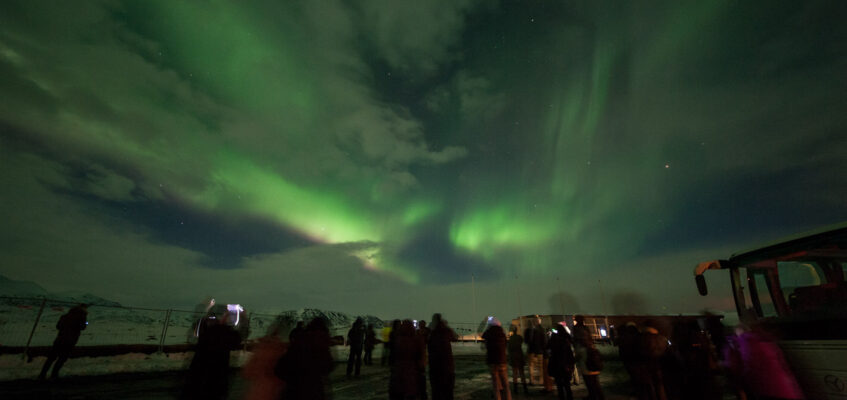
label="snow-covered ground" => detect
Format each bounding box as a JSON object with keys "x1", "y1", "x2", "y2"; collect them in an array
[
  {"x1": 0, "y1": 340, "x2": 489, "y2": 381},
  {"x1": 0, "y1": 301, "x2": 389, "y2": 348},
  {"x1": 0, "y1": 344, "x2": 683, "y2": 400}
]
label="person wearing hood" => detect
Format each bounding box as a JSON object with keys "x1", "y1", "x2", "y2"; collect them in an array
[{"x1": 482, "y1": 317, "x2": 512, "y2": 400}]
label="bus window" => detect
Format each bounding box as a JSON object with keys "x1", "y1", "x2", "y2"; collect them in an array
[{"x1": 778, "y1": 261, "x2": 829, "y2": 314}]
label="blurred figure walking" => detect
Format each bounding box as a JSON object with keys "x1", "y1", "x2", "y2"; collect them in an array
[
  {"x1": 39, "y1": 304, "x2": 88, "y2": 380},
  {"x1": 242, "y1": 325, "x2": 287, "y2": 400},
  {"x1": 575, "y1": 333, "x2": 605, "y2": 400},
  {"x1": 428, "y1": 313, "x2": 457, "y2": 400},
  {"x1": 383, "y1": 320, "x2": 400, "y2": 366},
  {"x1": 507, "y1": 325, "x2": 528, "y2": 394},
  {"x1": 482, "y1": 317, "x2": 512, "y2": 400},
  {"x1": 347, "y1": 317, "x2": 366, "y2": 377},
  {"x1": 724, "y1": 324, "x2": 803, "y2": 400},
  {"x1": 364, "y1": 323, "x2": 378, "y2": 365},
  {"x1": 548, "y1": 325, "x2": 575, "y2": 400},
  {"x1": 275, "y1": 318, "x2": 335, "y2": 400}
]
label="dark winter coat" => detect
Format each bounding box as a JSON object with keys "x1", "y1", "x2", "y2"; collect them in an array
[
  {"x1": 572, "y1": 324, "x2": 591, "y2": 347},
  {"x1": 348, "y1": 322, "x2": 365, "y2": 348},
  {"x1": 638, "y1": 328, "x2": 668, "y2": 368},
  {"x1": 55, "y1": 306, "x2": 88, "y2": 345},
  {"x1": 616, "y1": 324, "x2": 640, "y2": 365},
  {"x1": 547, "y1": 331, "x2": 575, "y2": 378},
  {"x1": 390, "y1": 322, "x2": 424, "y2": 398},
  {"x1": 507, "y1": 333, "x2": 525, "y2": 367},
  {"x1": 186, "y1": 322, "x2": 242, "y2": 400},
  {"x1": 428, "y1": 322, "x2": 457, "y2": 374},
  {"x1": 524, "y1": 326, "x2": 546, "y2": 354},
  {"x1": 365, "y1": 327, "x2": 378, "y2": 350},
  {"x1": 482, "y1": 326, "x2": 507, "y2": 365},
  {"x1": 276, "y1": 321, "x2": 335, "y2": 400}
]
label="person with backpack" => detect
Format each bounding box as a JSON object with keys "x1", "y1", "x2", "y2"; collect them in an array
[
  {"x1": 39, "y1": 304, "x2": 88, "y2": 380},
  {"x1": 575, "y1": 334, "x2": 605, "y2": 400}
]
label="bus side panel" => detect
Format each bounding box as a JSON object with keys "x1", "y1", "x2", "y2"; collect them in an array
[{"x1": 779, "y1": 340, "x2": 847, "y2": 399}]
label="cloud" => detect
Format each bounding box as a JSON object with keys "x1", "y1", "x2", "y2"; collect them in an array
[{"x1": 354, "y1": 0, "x2": 485, "y2": 75}]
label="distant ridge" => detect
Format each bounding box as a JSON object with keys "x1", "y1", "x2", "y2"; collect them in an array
[{"x1": 0, "y1": 274, "x2": 121, "y2": 307}]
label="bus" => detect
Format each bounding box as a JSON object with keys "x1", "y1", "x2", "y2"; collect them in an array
[{"x1": 694, "y1": 223, "x2": 847, "y2": 399}]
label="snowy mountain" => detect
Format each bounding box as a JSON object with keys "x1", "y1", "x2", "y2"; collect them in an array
[
  {"x1": 275, "y1": 308, "x2": 385, "y2": 331},
  {"x1": 0, "y1": 275, "x2": 49, "y2": 298},
  {"x1": 0, "y1": 274, "x2": 121, "y2": 307}
]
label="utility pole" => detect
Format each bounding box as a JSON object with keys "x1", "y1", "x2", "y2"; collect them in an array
[
  {"x1": 471, "y1": 273, "x2": 477, "y2": 342},
  {"x1": 598, "y1": 279, "x2": 610, "y2": 339},
  {"x1": 557, "y1": 277, "x2": 565, "y2": 316},
  {"x1": 515, "y1": 274, "x2": 523, "y2": 333}
]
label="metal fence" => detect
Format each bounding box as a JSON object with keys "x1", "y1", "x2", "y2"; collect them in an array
[
  {"x1": 0, "y1": 296, "x2": 486, "y2": 355},
  {"x1": 0, "y1": 297, "x2": 299, "y2": 355}
]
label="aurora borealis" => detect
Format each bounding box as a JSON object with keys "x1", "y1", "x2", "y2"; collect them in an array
[{"x1": 1, "y1": 1, "x2": 846, "y2": 320}]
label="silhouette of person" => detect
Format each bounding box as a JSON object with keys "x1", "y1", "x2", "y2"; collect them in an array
[
  {"x1": 636, "y1": 320, "x2": 668, "y2": 400},
  {"x1": 548, "y1": 326, "x2": 575, "y2": 400},
  {"x1": 184, "y1": 307, "x2": 242, "y2": 400},
  {"x1": 507, "y1": 325, "x2": 528, "y2": 394},
  {"x1": 39, "y1": 304, "x2": 88, "y2": 380},
  {"x1": 386, "y1": 319, "x2": 401, "y2": 366},
  {"x1": 616, "y1": 322, "x2": 640, "y2": 393},
  {"x1": 428, "y1": 313, "x2": 457, "y2": 400},
  {"x1": 364, "y1": 323, "x2": 378, "y2": 365},
  {"x1": 347, "y1": 317, "x2": 366, "y2": 377},
  {"x1": 288, "y1": 320, "x2": 305, "y2": 343},
  {"x1": 417, "y1": 319, "x2": 431, "y2": 399},
  {"x1": 724, "y1": 324, "x2": 803, "y2": 400},
  {"x1": 389, "y1": 320, "x2": 424, "y2": 400},
  {"x1": 574, "y1": 333, "x2": 605, "y2": 400},
  {"x1": 275, "y1": 317, "x2": 335, "y2": 399},
  {"x1": 524, "y1": 317, "x2": 546, "y2": 386},
  {"x1": 482, "y1": 317, "x2": 511, "y2": 400}
]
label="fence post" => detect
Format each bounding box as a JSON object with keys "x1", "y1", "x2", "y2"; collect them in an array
[
  {"x1": 243, "y1": 312, "x2": 253, "y2": 351},
  {"x1": 158, "y1": 309, "x2": 172, "y2": 353},
  {"x1": 23, "y1": 298, "x2": 47, "y2": 361}
]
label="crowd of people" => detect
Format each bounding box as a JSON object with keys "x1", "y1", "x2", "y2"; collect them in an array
[
  {"x1": 233, "y1": 312, "x2": 460, "y2": 400},
  {"x1": 39, "y1": 305, "x2": 806, "y2": 400}
]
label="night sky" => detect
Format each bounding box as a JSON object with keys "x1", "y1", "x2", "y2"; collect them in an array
[{"x1": 2, "y1": 1, "x2": 846, "y2": 321}]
